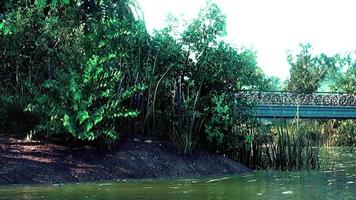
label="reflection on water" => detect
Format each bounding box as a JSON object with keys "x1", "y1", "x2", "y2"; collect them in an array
[{"x1": 0, "y1": 148, "x2": 355, "y2": 200}]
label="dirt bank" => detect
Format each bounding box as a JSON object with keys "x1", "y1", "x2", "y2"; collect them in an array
[{"x1": 0, "y1": 136, "x2": 251, "y2": 185}]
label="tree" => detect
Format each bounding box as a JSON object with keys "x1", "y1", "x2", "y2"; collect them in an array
[
  {"x1": 286, "y1": 43, "x2": 343, "y2": 93},
  {"x1": 333, "y1": 54, "x2": 356, "y2": 93},
  {"x1": 153, "y1": 2, "x2": 269, "y2": 154},
  {"x1": 0, "y1": 0, "x2": 146, "y2": 142},
  {"x1": 0, "y1": 0, "x2": 272, "y2": 154},
  {"x1": 265, "y1": 76, "x2": 283, "y2": 91}
]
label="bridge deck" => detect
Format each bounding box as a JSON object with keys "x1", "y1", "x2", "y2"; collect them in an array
[
  {"x1": 252, "y1": 105, "x2": 356, "y2": 119},
  {"x1": 237, "y1": 92, "x2": 356, "y2": 119}
]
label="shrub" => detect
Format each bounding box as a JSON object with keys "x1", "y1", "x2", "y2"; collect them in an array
[
  {"x1": 28, "y1": 54, "x2": 145, "y2": 141},
  {"x1": 205, "y1": 93, "x2": 250, "y2": 152},
  {"x1": 336, "y1": 120, "x2": 356, "y2": 147}
]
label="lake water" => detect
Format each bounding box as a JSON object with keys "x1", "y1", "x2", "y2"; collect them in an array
[{"x1": 0, "y1": 148, "x2": 355, "y2": 200}]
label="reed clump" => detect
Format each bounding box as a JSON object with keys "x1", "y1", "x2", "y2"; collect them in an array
[{"x1": 239, "y1": 120, "x2": 322, "y2": 171}]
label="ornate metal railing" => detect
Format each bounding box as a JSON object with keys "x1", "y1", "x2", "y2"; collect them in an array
[{"x1": 236, "y1": 91, "x2": 356, "y2": 107}]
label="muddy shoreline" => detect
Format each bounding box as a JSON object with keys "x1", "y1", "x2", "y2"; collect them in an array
[{"x1": 0, "y1": 136, "x2": 251, "y2": 185}]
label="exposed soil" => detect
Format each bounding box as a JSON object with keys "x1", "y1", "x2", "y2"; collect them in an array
[{"x1": 0, "y1": 135, "x2": 251, "y2": 185}]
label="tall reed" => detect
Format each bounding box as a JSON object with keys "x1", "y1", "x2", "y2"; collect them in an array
[{"x1": 239, "y1": 120, "x2": 322, "y2": 171}]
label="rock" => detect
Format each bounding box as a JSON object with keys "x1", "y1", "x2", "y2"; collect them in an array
[
  {"x1": 144, "y1": 140, "x2": 152, "y2": 144},
  {"x1": 83, "y1": 145, "x2": 92, "y2": 150}
]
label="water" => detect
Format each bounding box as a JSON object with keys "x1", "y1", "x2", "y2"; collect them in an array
[{"x1": 0, "y1": 148, "x2": 355, "y2": 200}]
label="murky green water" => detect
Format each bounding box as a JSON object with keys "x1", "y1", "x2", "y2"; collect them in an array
[{"x1": 0, "y1": 148, "x2": 355, "y2": 200}]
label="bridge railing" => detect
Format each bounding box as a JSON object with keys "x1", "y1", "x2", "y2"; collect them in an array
[{"x1": 236, "y1": 91, "x2": 356, "y2": 107}]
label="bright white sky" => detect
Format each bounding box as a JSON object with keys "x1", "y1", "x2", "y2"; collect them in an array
[{"x1": 137, "y1": 0, "x2": 356, "y2": 81}]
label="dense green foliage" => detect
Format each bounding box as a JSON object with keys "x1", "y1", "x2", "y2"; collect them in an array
[
  {"x1": 0, "y1": 1, "x2": 267, "y2": 149},
  {"x1": 0, "y1": 0, "x2": 147, "y2": 141}
]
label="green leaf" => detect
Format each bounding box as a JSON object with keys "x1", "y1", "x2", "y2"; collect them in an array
[
  {"x1": 51, "y1": 0, "x2": 58, "y2": 7},
  {"x1": 36, "y1": 0, "x2": 47, "y2": 8},
  {"x1": 61, "y1": 0, "x2": 70, "y2": 4},
  {"x1": 3, "y1": 28, "x2": 10, "y2": 35},
  {"x1": 73, "y1": 91, "x2": 81, "y2": 101},
  {"x1": 71, "y1": 103, "x2": 79, "y2": 111},
  {"x1": 0, "y1": 23, "x2": 4, "y2": 30},
  {"x1": 100, "y1": 89, "x2": 111, "y2": 97},
  {"x1": 77, "y1": 111, "x2": 89, "y2": 124},
  {"x1": 86, "y1": 122, "x2": 93, "y2": 132},
  {"x1": 93, "y1": 113, "x2": 103, "y2": 125},
  {"x1": 63, "y1": 114, "x2": 70, "y2": 127},
  {"x1": 63, "y1": 114, "x2": 75, "y2": 134},
  {"x1": 98, "y1": 41, "x2": 106, "y2": 48},
  {"x1": 108, "y1": 53, "x2": 116, "y2": 60}
]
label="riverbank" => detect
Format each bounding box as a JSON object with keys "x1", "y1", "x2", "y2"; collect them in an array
[{"x1": 0, "y1": 135, "x2": 251, "y2": 185}]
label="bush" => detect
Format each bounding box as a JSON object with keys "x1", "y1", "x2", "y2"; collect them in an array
[
  {"x1": 336, "y1": 120, "x2": 356, "y2": 147},
  {"x1": 205, "y1": 94, "x2": 250, "y2": 152},
  {"x1": 29, "y1": 54, "x2": 145, "y2": 141}
]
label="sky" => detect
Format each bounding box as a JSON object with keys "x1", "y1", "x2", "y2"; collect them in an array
[{"x1": 137, "y1": 0, "x2": 356, "y2": 81}]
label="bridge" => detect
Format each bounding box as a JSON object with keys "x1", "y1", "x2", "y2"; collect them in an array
[{"x1": 236, "y1": 91, "x2": 356, "y2": 119}]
